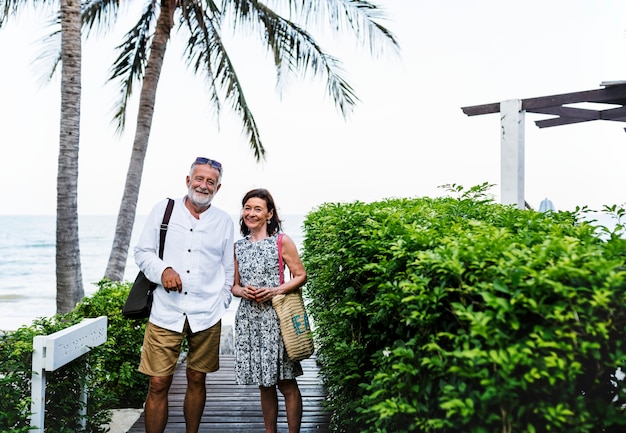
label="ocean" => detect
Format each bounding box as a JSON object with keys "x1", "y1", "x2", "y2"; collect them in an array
[{"x1": 0, "y1": 214, "x2": 305, "y2": 331}]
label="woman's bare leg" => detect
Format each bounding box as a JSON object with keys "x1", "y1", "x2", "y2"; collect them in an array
[
  {"x1": 260, "y1": 385, "x2": 279, "y2": 433},
  {"x1": 278, "y1": 379, "x2": 302, "y2": 433}
]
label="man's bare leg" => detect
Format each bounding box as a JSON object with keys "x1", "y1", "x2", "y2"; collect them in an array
[
  {"x1": 144, "y1": 375, "x2": 173, "y2": 433},
  {"x1": 184, "y1": 368, "x2": 207, "y2": 433}
]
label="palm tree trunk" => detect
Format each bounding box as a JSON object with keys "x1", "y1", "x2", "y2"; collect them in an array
[
  {"x1": 56, "y1": 0, "x2": 83, "y2": 313},
  {"x1": 104, "y1": 0, "x2": 177, "y2": 281}
]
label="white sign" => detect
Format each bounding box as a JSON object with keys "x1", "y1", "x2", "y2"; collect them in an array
[
  {"x1": 40, "y1": 316, "x2": 107, "y2": 371},
  {"x1": 30, "y1": 316, "x2": 108, "y2": 433}
]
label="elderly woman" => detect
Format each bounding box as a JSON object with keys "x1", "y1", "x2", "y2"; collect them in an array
[{"x1": 231, "y1": 188, "x2": 307, "y2": 433}]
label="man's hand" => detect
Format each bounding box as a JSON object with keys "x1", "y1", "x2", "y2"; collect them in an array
[{"x1": 161, "y1": 267, "x2": 183, "y2": 293}]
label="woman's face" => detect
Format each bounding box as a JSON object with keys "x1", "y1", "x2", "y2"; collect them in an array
[{"x1": 242, "y1": 197, "x2": 273, "y2": 232}]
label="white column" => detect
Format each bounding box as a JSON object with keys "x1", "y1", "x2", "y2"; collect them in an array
[
  {"x1": 500, "y1": 99, "x2": 525, "y2": 208},
  {"x1": 30, "y1": 336, "x2": 46, "y2": 433}
]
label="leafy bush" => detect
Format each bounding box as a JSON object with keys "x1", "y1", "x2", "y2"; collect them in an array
[
  {"x1": 73, "y1": 279, "x2": 149, "y2": 408},
  {"x1": 0, "y1": 314, "x2": 112, "y2": 433},
  {"x1": 0, "y1": 279, "x2": 147, "y2": 432},
  {"x1": 0, "y1": 325, "x2": 40, "y2": 433},
  {"x1": 302, "y1": 184, "x2": 626, "y2": 433}
]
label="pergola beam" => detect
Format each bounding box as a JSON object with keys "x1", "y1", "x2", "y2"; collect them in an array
[
  {"x1": 529, "y1": 106, "x2": 600, "y2": 120},
  {"x1": 535, "y1": 116, "x2": 596, "y2": 128},
  {"x1": 461, "y1": 81, "x2": 626, "y2": 209},
  {"x1": 462, "y1": 83, "x2": 626, "y2": 124}
]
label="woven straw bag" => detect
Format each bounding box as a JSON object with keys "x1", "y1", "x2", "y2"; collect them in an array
[{"x1": 272, "y1": 234, "x2": 314, "y2": 361}]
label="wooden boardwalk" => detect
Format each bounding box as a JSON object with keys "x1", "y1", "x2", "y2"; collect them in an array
[{"x1": 127, "y1": 355, "x2": 329, "y2": 433}]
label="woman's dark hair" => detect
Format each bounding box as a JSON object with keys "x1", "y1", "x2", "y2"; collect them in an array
[{"x1": 239, "y1": 188, "x2": 282, "y2": 236}]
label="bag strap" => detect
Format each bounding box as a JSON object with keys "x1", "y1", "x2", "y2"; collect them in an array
[
  {"x1": 158, "y1": 198, "x2": 175, "y2": 259},
  {"x1": 277, "y1": 233, "x2": 284, "y2": 284}
]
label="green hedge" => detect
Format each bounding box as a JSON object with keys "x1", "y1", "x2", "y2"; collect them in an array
[
  {"x1": 0, "y1": 279, "x2": 147, "y2": 433},
  {"x1": 302, "y1": 184, "x2": 626, "y2": 433},
  {"x1": 72, "y1": 279, "x2": 149, "y2": 409}
]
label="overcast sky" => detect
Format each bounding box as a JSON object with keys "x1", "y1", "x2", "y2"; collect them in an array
[{"x1": 1, "y1": 0, "x2": 626, "y2": 218}]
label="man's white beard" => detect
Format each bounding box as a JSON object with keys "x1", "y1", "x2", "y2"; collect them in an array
[{"x1": 188, "y1": 187, "x2": 214, "y2": 208}]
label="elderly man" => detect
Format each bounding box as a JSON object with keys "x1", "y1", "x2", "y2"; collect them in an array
[{"x1": 134, "y1": 156, "x2": 234, "y2": 433}]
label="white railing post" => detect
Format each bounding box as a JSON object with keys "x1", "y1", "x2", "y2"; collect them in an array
[
  {"x1": 30, "y1": 336, "x2": 47, "y2": 433},
  {"x1": 30, "y1": 316, "x2": 107, "y2": 433}
]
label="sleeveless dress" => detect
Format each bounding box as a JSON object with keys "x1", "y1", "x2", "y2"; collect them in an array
[{"x1": 234, "y1": 233, "x2": 303, "y2": 386}]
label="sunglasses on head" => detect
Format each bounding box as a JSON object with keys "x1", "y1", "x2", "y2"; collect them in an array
[{"x1": 194, "y1": 157, "x2": 222, "y2": 171}]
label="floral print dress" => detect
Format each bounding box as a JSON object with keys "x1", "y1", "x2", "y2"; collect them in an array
[{"x1": 234, "y1": 234, "x2": 303, "y2": 386}]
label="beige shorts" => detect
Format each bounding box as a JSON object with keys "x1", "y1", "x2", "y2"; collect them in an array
[{"x1": 139, "y1": 319, "x2": 221, "y2": 376}]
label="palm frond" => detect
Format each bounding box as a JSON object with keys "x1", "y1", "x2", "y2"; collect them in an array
[
  {"x1": 280, "y1": 0, "x2": 399, "y2": 55},
  {"x1": 0, "y1": 0, "x2": 13, "y2": 25},
  {"x1": 316, "y1": 0, "x2": 399, "y2": 55},
  {"x1": 109, "y1": 4, "x2": 157, "y2": 134},
  {"x1": 228, "y1": 0, "x2": 359, "y2": 117},
  {"x1": 182, "y1": 1, "x2": 266, "y2": 161},
  {"x1": 0, "y1": 0, "x2": 57, "y2": 26},
  {"x1": 26, "y1": 10, "x2": 63, "y2": 86},
  {"x1": 81, "y1": 0, "x2": 123, "y2": 38},
  {"x1": 180, "y1": 1, "x2": 222, "y2": 119},
  {"x1": 36, "y1": 26, "x2": 61, "y2": 83}
]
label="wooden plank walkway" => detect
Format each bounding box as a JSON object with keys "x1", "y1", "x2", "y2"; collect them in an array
[{"x1": 127, "y1": 355, "x2": 329, "y2": 433}]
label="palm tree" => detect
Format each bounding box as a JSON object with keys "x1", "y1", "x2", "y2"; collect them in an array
[
  {"x1": 56, "y1": 0, "x2": 84, "y2": 312},
  {"x1": 1, "y1": 0, "x2": 85, "y2": 313},
  {"x1": 81, "y1": 0, "x2": 399, "y2": 281}
]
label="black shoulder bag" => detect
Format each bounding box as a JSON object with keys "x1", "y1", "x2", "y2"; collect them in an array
[{"x1": 122, "y1": 198, "x2": 175, "y2": 319}]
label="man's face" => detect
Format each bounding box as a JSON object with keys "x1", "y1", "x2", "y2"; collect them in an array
[{"x1": 186, "y1": 164, "x2": 221, "y2": 208}]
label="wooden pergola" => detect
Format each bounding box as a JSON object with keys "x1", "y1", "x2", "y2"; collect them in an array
[{"x1": 461, "y1": 81, "x2": 626, "y2": 209}]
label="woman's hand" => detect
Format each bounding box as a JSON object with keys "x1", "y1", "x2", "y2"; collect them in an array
[
  {"x1": 241, "y1": 285, "x2": 258, "y2": 301},
  {"x1": 253, "y1": 286, "x2": 275, "y2": 303}
]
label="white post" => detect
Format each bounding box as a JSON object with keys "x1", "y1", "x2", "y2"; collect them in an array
[
  {"x1": 30, "y1": 336, "x2": 47, "y2": 433},
  {"x1": 79, "y1": 375, "x2": 88, "y2": 430},
  {"x1": 30, "y1": 316, "x2": 107, "y2": 433},
  {"x1": 500, "y1": 99, "x2": 525, "y2": 208}
]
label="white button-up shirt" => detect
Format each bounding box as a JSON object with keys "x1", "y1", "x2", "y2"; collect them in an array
[{"x1": 134, "y1": 197, "x2": 235, "y2": 333}]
